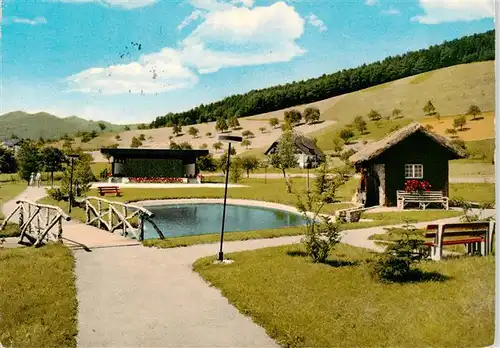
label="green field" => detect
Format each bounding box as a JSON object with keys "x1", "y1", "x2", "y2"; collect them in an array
[
  {"x1": 194, "y1": 244, "x2": 494, "y2": 347},
  {"x1": 0, "y1": 244, "x2": 78, "y2": 348}
]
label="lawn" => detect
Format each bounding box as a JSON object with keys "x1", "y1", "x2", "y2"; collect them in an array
[
  {"x1": 449, "y1": 183, "x2": 496, "y2": 204},
  {"x1": 0, "y1": 244, "x2": 78, "y2": 348},
  {"x1": 449, "y1": 162, "x2": 494, "y2": 178},
  {"x1": 0, "y1": 182, "x2": 27, "y2": 237},
  {"x1": 194, "y1": 243, "x2": 494, "y2": 347}
]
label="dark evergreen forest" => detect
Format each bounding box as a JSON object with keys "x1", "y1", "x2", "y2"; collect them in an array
[{"x1": 150, "y1": 30, "x2": 494, "y2": 129}]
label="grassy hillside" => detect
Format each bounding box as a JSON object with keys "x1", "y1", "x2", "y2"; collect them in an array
[{"x1": 0, "y1": 111, "x2": 131, "y2": 141}]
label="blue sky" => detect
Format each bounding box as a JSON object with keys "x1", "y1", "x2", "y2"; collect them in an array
[{"x1": 1, "y1": 0, "x2": 495, "y2": 124}]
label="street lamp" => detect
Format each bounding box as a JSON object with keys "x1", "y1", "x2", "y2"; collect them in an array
[
  {"x1": 217, "y1": 134, "x2": 243, "y2": 261},
  {"x1": 67, "y1": 154, "x2": 80, "y2": 214}
]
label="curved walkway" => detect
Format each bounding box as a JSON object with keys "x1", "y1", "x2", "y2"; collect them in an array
[{"x1": 1, "y1": 188, "x2": 496, "y2": 347}]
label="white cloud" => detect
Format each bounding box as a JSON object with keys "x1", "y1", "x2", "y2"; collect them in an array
[
  {"x1": 56, "y1": 0, "x2": 158, "y2": 10},
  {"x1": 3, "y1": 16, "x2": 48, "y2": 25},
  {"x1": 364, "y1": 0, "x2": 378, "y2": 6},
  {"x1": 412, "y1": 0, "x2": 494, "y2": 24},
  {"x1": 177, "y1": 10, "x2": 204, "y2": 30},
  {"x1": 66, "y1": 48, "x2": 198, "y2": 95},
  {"x1": 68, "y1": 1, "x2": 306, "y2": 94},
  {"x1": 380, "y1": 8, "x2": 400, "y2": 15},
  {"x1": 231, "y1": 0, "x2": 254, "y2": 7},
  {"x1": 306, "y1": 13, "x2": 327, "y2": 32}
]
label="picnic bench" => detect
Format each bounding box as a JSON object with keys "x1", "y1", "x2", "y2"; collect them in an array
[
  {"x1": 97, "y1": 186, "x2": 121, "y2": 197},
  {"x1": 397, "y1": 190, "x2": 449, "y2": 210},
  {"x1": 424, "y1": 221, "x2": 495, "y2": 261}
]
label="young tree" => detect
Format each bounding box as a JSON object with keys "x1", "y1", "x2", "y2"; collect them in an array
[
  {"x1": 269, "y1": 117, "x2": 279, "y2": 129},
  {"x1": 303, "y1": 107, "x2": 320, "y2": 124},
  {"x1": 367, "y1": 109, "x2": 382, "y2": 121},
  {"x1": 228, "y1": 116, "x2": 240, "y2": 129},
  {"x1": 240, "y1": 155, "x2": 260, "y2": 178},
  {"x1": 296, "y1": 187, "x2": 342, "y2": 263},
  {"x1": 453, "y1": 115, "x2": 467, "y2": 131},
  {"x1": 392, "y1": 108, "x2": 403, "y2": 119},
  {"x1": 16, "y1": 142, "x2": 41, "y2": 181},
  {"x1": 173, "y1": 123, "x2": 182, "y2": 136},
  {"x1": 338, "y1": 128, "x2": 354, "y2": 144},
  {"x1": 314, "y1": 163, "x2": 349, "y2": 203},
  {"x1": 115, "y1": 134, "x2": 121, "y2": 141},
  {"x1": 178, "y1": 141, "x2": 192, "y2": 150},
  {"x1": 200, "y1": 143, "x2": 208, "y2": 149},
  {"x1": 284, "y1": 109, "x2": 302, "y2": 125},
  {"x1": 353, "y1": 116, "x2": 368, "y2": 134},
  {"x1": 269, "y1": 131, "x2": 297, "y2": 191},
  {"x1": 229, "y1": 157, "x2": 243, "y2": 183},
  {"x1": 213, "y1": 141, "x2": 223, "y2": 152},
  {"x1": 123, "y1": 125, "x2": 131, "y2": 131},
  {"x1": 41, "y1": 147, "x2": 66, "y2": 186},
  {"x1": 205, "y1": 132, "x2": 212, "y2": 138},
  {"x1": 98, "y1": 122, "x2": 107, "y2": 131},
  {"x1": 215, "y1": 117, "x2": 229, "y2": 133},
  {"x1": 445, "y1": 128, "x2": 458, "y2": 137},
  {"x1": 423, "y1": 100, "x2": 437, "y2": 117},
  {"x1": 280, "y1": 122, "x2": 293, "y2": 132},
  {"x1": 170, "y1": 141, "x2": 180, "y2": 150},
  {"x1": 130, "y1": 137, "x2": 142, "y2": 148},
  {"x1": 138, "y1": 133, "x2": 146, "y2": 141},
  {"x1": 0, "y1": 147, "x2": 17, "y2": 174},
  {"x1": 241, "y1": 139, "x2": 252, "y2": 149},
  {"x1": 60, "y1": 150, "x2": 95, "y2": 198},
  {"x1": 329, "y1": 138, "x2": 343, "y2": 155},
  {"x1": 242, "y1": 130, "x2": 254, "y2": 139},
  {"x1": 259, "y1": 127, "x2": 267, "y2": 134},
  {"x1": 467, "y1": 104, "x2": 481, "y2": 120},
  {"x1": 188, "y1": 126, "x2": 199, "y2": 138},
  {"x1": 196, "y1": 154, "x2": 217, "y2": 172}
]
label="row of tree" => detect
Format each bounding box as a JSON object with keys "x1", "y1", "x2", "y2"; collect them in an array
[{"x1": 150, "y1": 30, "x2": 494, "y2": 129}]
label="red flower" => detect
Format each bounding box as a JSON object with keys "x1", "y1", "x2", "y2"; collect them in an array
[{"x1": 404, "y1": 179, "x2": 431, "y2": 193}]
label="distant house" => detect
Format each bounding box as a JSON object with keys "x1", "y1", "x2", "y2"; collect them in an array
[
  {"x1": 349, "y1": 122, "x2": 467, "y2": 207},
  {"x1": 1, "y1": 138, "x2": 24, "y2": 154},
  {"x1": 265, "y1": 135, "x2": 325, "y2": 169}
]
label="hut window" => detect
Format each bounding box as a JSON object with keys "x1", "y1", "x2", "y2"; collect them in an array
[{"x1": 405, "y1": 164, "x2": 423, "y2": 179}]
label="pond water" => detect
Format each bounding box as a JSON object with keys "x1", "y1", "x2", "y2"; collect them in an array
[{"x1": 142, "y1": 203, "x2": 307, "y2": 239}]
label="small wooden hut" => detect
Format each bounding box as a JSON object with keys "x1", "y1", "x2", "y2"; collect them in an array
[{"x1": 349, "y1": 122, "x2": 467, "y2": 207}]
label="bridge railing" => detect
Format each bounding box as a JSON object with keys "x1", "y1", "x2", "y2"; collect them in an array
[
  {"x1": 85, "y1": 196, "x2": 164, "y2": 241},
  {"x1": 0, "y1": 199, "x2": 71, "y2": 247}
]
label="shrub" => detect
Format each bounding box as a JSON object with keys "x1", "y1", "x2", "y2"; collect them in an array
[
  {"x1": 296, "y1": 190, "x2": 342, "y2": 263},
  {"x1": 338, "y1": 128, "x2": 354, "y2": 144},
  {"x1": 138, "y1": 134, "x2": 146, "y2": 141},
  {"x1": 371, "y1": 220, "x2": 427, "y2": 282},
  {"x1": 47, "y1": 188, "x2": 64, "y2": 201},
  {"x1": 340, "y1": 148, "x2": 356, "y2": 163}
]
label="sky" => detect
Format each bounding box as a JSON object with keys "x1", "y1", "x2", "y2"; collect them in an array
[{"x1": 0, "y1": 0, "x2": 495, "y2": 124}]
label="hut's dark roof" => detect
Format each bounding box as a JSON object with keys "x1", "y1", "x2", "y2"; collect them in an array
[
  {"x1": 349, "y1": 122, "x2": 468, "y2": 164},
  {"x1": 100, "y1": 147, "x2": 209, "y2": 159},
  {"x1": 265, "y1": 135, "x2": 324, "y2": 157}
]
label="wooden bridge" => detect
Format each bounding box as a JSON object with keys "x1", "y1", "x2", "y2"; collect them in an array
[{"x1": 0, "y1": 197, "x2": 165, "y2": 250}]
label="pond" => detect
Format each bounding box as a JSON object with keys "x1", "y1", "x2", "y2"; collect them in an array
[{"x1": 142, "y1": 203, "x2": 307, "y2": 239}]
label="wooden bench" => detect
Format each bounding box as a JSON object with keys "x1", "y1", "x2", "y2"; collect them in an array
[
  {"x1": 424, "y1": 221, "x2": 495, "y2": 261},
  {"x1": 97, "y1": 186, "x2": 121, "y2": 197},
  {"x1": 397, "y1": 190, "x2": 449, "y2": 210}
]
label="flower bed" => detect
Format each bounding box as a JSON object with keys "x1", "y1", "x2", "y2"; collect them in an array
[
  {"x1": 128, "y1": 177, "x2": 185, "y2": 184},
  {"x1": 404, "y1": 179, "x2": 431, "y2": 194}
]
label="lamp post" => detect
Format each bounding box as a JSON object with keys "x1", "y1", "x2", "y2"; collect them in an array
[
  {"x1": 217, "y1": 134, "x2": 243, "y2": 261},
  {"x1": 67, "y1": 154, "x2": 80, "y2": 214}
]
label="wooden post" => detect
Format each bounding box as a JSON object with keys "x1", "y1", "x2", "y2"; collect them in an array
[
  {"x1": 108, "y1": 202, "x2": 113, "y2": 232},
  {"x1": 58, "y1": 217, "x2": 63, "y2": 243},
  {"x1": 122, "y1": 206, "x2": 127, "y2": 236},
  {"x1": 85, "y1": 198, "x2": 89, "y2": 224},
  {"x1": 139, "y1": 215, "x2": 144, "y2": 241},
  {"x1": 97, "y1": 199, "x2": 102, "y2": 229},
  {"x1": 27, "y1": 203, "x2": 32, "y2": 235}
]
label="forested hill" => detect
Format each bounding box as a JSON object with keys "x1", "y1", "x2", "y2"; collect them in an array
[{"x1": 151, "y1": 30, "x2": 494, "y2": 129}]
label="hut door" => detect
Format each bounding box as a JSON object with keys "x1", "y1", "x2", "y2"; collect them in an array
[{"x1": 365, "y1": 170, "x2": 380, "y2": 207}]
